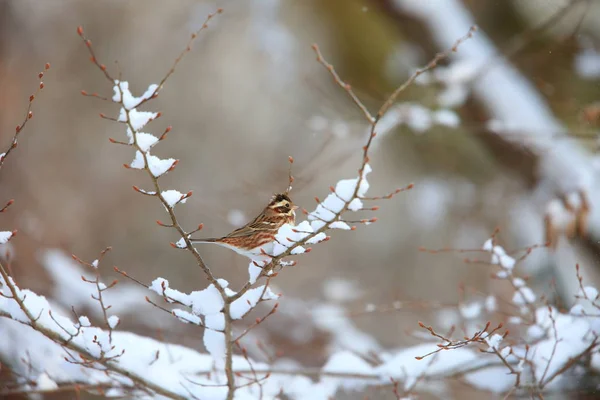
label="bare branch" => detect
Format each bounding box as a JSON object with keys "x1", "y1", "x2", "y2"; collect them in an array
[{"x1": 0, "y1": 63, "x2": 50, "y2": 169}]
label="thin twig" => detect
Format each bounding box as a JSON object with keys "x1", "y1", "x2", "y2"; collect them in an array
[
  {"x1": 0, "y1": 263, "x2": 187, "y2": 400},
  {"x1": 311, "y1": 44, "x2": 375, "y2": 124},
  {"x1": 377, "y1": 25, "x2": 477, "y2": 119},
  {"x1": 0, "y1": 63, "x2": 50, "y2": 169}
]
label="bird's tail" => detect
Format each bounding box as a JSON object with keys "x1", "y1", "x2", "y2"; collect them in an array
[{"x1": 189, "y1": 238, "x2": 219, "y2": 243}]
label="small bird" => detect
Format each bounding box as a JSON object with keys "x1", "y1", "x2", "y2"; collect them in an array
[{"x1": 190, "y1": 193, "x2": 298, "y2": 258}]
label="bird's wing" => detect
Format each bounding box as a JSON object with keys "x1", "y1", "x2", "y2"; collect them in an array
[{"x1": 225, "y1": 216, "x2": 280, "y2": 238}]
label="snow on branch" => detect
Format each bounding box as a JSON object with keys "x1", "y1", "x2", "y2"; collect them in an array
[
  {"x1": 70, "y1": 18, "x2": 473, "y2": 399},
  {"x1": 416, "y1": 235, "x2": 600, "y2": 396},
  {"x1": 0, "y1": 260, "x2": 286, "y2": 399},
  {"x1": 392, "y1": 0, "x2": 600, "y2": 246},
  {"x1": 5, "y1": 8, "x2": 584, "y2": 400},
  {"x1": 226, "y1": 29, "x2": 477, "y2": 294}
]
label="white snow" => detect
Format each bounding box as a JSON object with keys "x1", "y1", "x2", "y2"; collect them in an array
[
  {"x1": 161, "y1": 190, "x2": 186, "y2": 207},
  {"x1": 405, "y1": 103, "x2": 432, "y2": 132},
  {"x1": 396, "y1": 0, "x2": 600, "y2": 254},
  {"x1": 488, "y1": 245, "x2": 516, "y2": 270},
  {"x1": 438, "y1": 84, "x2": 469, "y2": 107},
  {"x1": 312, "y1": 304, "x2": 380, "y2": 355},
  {"x1": 142, "y1": 84, "x2": 159, "y2": 101},
  {"x1": 579, "y1": 286, "x2": 599, "y2": 300},
  {"x1": 512, "y1": 287, "x2": 536, "y2": 305},
  {"x1": 464, "y1": 367, "x2": 515, "y2": 393},
  {"x1": 484, "y1": 295, "x2": 497, "y2": 312},
  {"x1": 172, "y1": 309, "x2": 201, "y2": 325},
  {"x1": 484, "y1": 333, "x2": 502, "y2": 351},
  {"x1": 205, "y1": 312, "x2": 225, "y2": 331},
  {"x1": 112, "y1": 80, "x2": 158, "y2": 110},
  {"x1": 330, "y1": 221, "x2": 351, "y2": 230},
  {"x1": 36, "y1": 373, "x2": 58, "y2": 390},
  {"x1": 334, "y1": 180, "x2": 358, "y2": 202},
  {"x1": 459, "y1": 302, "x2": 482, "y2": 319},
  {"x1": 230, "y1": 285, "x2": 278, "y2": 320},
  {"x1": 499, "y1": 254, "x2": 516, "y2": 269},
  {"x1": 149, "y1": 278, "x2": 189, "y2": 304},
  {"x1": 495, "y1": 270, "x2": 509, "y2": 279},
  {"x1": 508, "y1": 316, "x2": 522, "y2": 325},
  {"x1": 348, "y1": 198, "x2": 363, "y2": 211},
  {"x1": 529, "y1": 315, "x2": 591, "y2": 383},
  {"x1": 247, "y1": 261, "x2": 263, "y2": 284},
  {"x1": 569, "y1": 304, "x2": 585, "y2": 316},
  {"x1": 2, "y1": 261, "x2": 599, "y2": 398},
  {"x1": 306, "y1": 232, "x2": 327, "y2": 244},
  {"x1": 432, "y1": 109, "x2": 460, "y2": 127},
  {"x1": 130, "y1": 151, "x2": 176, "y2": 177},
  {"x1": 322, "y1": 350, "x2": 374, "y2": 375},
  {"x1": 130, "y1": 151, "x2": 145, "y2": 169},
  {"x1": 272, "y1": 221, "x2": 315, "y2": 256},
  {"x1": 290, "y1": 246, "x2": 306, "y2": 255},
  {"x1": 575, "y1": 44, "x2": 600, "y2": 79},
  {"x1": 0, "y1": 231, "x2": 13, "y2": 244},
  {"x1": 512, "y1": 278, "x2": 525, "y2": 288},
  {"x1": 40, "y1": 249, "x2": 149, "y2": 322},
  {"x1": 147, "y1": 154, "x2": 176, "y2": 177},
  {"x1": 377, "y1": 343, "x2": 479, "y2": 379},
  {"x1": 134, "y1": 132, "x2": 159, "y2": 152},
  {"x1": 306, "y1": 164, "x2": 372, "y2": 235},
  {"x1": 203, "y1": 330, "x2": 226, "y2": 364},
  {"x1": 108, "y1": 315, "x2": 119, "y2": 329},
  {"x1": 128, "y1": 110, "x2": 158, "y2": 131},
  {"x1": 188, "y1": 284, "x2": 225, "y2": 316},
  {"x1": 310, "y1": 203, "x2": 337, "y2": 222}
]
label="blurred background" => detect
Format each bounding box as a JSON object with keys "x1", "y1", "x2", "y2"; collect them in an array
[{"x1": 1, "y1": 0, "x2": 600, "y2": 398}]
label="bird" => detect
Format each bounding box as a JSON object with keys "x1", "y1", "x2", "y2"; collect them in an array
[{"x1": 190, "y1": 193, "x2": 298, "y2": 259}]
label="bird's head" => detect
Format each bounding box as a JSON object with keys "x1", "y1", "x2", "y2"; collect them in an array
[{"x1": 268, "y1": 193, "x2": 297, "y2": 217}]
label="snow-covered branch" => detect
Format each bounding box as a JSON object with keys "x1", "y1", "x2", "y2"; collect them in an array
[{"x1": 3, "y1": 4, "x2": 599, "y2": 399}]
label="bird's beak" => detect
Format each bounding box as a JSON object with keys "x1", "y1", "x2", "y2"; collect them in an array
[{"x1": 292, "y1": 205, "x2": 299, "y2": 210}]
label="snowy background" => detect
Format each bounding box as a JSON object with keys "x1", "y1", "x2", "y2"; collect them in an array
[{"x1": 2, "y1": 0, "x2": 600, "y2": 398}]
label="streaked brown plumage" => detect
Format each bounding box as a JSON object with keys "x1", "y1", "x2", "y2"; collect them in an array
[{"x1": 190, "y1": 193, "x2": 297, "y2": 258}]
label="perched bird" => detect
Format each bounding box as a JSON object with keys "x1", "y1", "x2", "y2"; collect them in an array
[{"x1": 190, "y1": 193, "x2": 297, "y2": 258}]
